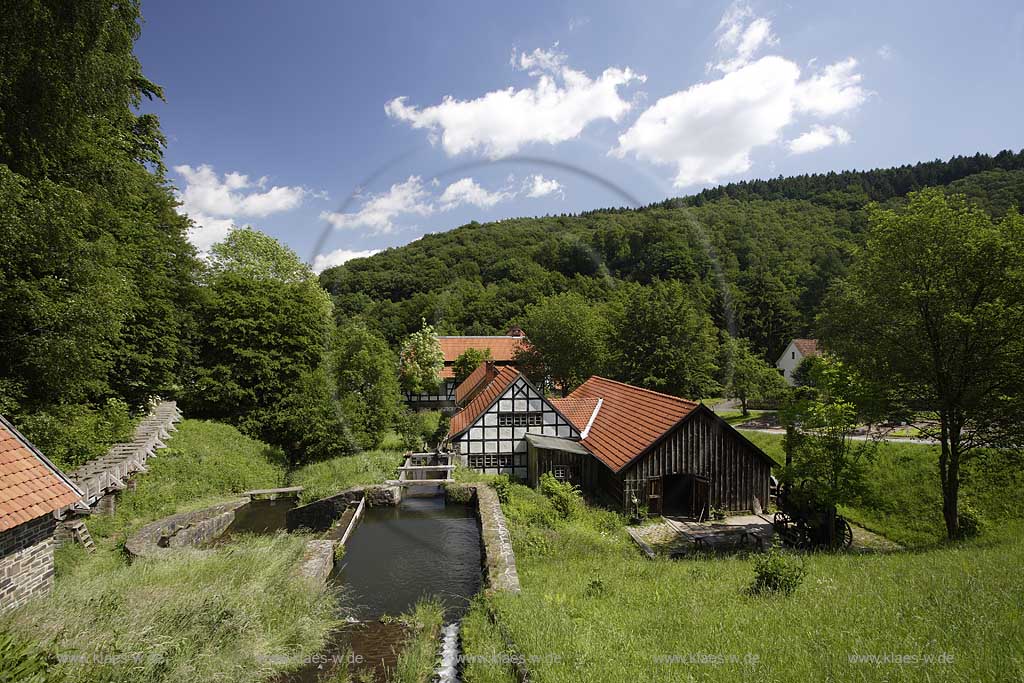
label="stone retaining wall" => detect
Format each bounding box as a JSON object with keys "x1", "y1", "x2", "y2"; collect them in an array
[
  {"x1": 445, "y1": 483, "x2": 520, "y2": 594},
  {"x1": 286, "y1": 485, "x2": 400, "y2": 533},
  {"x1": 124, "y1": 499, "x2": 247, "y2": 559}
]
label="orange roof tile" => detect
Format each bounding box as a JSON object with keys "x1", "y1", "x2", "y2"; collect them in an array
[
  {"x1": 438, "y1": 336, "x2": 527, "y2": 364},
  {"x1": 567, "y1": 377, "x2": 699, "y2": 473},
  {"x1": 793, "y1": 339, "x2": 820, "y2": 357},
  {"x1": 548, "y1": 397, "x2": 600, "y2": 432},
  {"x1": 448, "y1": 366, "x2": 521, "y2": 438},
  {"x1": 0, "y1": 416, "x2": 82, "y2": 532},
  {"x1": 454, "y1": 361, "x2": 499, "y2": 405}
]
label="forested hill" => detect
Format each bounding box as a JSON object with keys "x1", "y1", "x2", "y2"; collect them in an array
[{"x1": 320, "y1": 152, "x2": 1024, "y2": 362}]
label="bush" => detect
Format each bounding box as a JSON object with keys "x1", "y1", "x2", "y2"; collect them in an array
[
  {"x1": 958, "y1": 501, "x2": 986, "y2": 538},
  {"x1": 539, "y1": 473, "x2": 584, "y2": 520},
  {"x1": 491, "y1": 475, "x2": 513, "y2": 505},
  {"x1": 750, "y1": 549, "x2": 806, "y2": 596},
  {"x1": 14, "y1": 398, "x2": 133, "y2": 470}
]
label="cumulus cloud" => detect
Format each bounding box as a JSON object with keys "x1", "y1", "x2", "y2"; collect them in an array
[
  {"x1": 321, "y1": 176, "x2": 433, "y2": 234},
  {"x1": 787, "y1": 124, "x2": 852, "y2": 154},
  {"x1": 173, "y1": 164, "x2": 313, "y2": 251},
  {"x1": 710, "y1": 3, "x2": 778, "y2": 73},
  {"x1": 385, "y1": 46, "x2": 644, "y2": 158},
  {"x1": 523, "y1": 174, "x2": 564, "y2": 198},
  {"x1": 613, "y1": 6, "x2": 867, "y2": 188},
  {"x1": 175, "y1": 164, "x2": 307, "y2": 218},
  {"x1": 439, "y1": 177, "x2": 514, "y2": 210},
  {"x1": 311, "y1": 248, "x2": 382, "y2": 273}
]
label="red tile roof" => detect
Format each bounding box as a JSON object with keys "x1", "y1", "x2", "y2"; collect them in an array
[
  {"x1": 0, "y1": 417, "x2": 82, "y2": 532},
  {"x1": 793, "y1": 339, "x2": 820, "y2": 357},
  {"x1": 567, "y1": 377, "x2": 699, "y2": 473},
  {"x1": 455, "y1": 361, "x2": 499, "y2": 405},
  {"x1": 548, "y1": 397, "x2": 600, "y2": 432},
  {"x1": 448, "y1": 366, "x2": 521, "y2": 438},
  {"x1": 438, "y1": 336, "x2": 527, "y2": 364}
]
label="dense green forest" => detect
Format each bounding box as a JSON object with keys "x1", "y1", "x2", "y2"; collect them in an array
[
  {"x1": 321, "y1": 156, "x2": 1024, "y2": 363},
  {"x1": 0, "y1": 0, "x2": 410, "y2": 469}
]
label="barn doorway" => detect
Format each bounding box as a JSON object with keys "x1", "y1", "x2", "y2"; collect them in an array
[{"x1": 662, "y1": 474, "x2": 710, "y2": 519}]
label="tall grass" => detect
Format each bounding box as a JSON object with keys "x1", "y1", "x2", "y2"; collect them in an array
[
  {"x1": 392, "y1": 598, "x2": 445, "y2": 683},
  {"x1": 468, "y1": 478, "x2": 1024, "y2": 682},
  {"x1": 289, "y1": 449, "x2": 404, "y2": 504},
  {"x1": 2, "y1": 535, "x2": 338, "y2": 683},
  {"x1": 85, "y1": 419, "x2": 287, "y2": 540}
]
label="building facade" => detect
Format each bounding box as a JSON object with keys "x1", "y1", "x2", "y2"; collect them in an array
[
  {"x1": 447, "y1": 372, "x2": 775, "y2": 516},
  {"x1": 775, "y1": 338, "x2": 820, "y2": 385},
  {"x1": 0, "y1": 415, "x2": 82, "y2": 613}
]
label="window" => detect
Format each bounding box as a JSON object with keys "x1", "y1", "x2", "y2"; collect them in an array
[
  {"x1": 497, "y1": 412, "x2": 543, "y2": 427},
  {"x1": 792, "y1": 351, "x2": 796, "y2": 360},
  {"x1": 469, "y1": 454, "x2": 514, "y2": 469},
  {"x1": 552, "y1": 466, "x2": 568, "y2": 480}
]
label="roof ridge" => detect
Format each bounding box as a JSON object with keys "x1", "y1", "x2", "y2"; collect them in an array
[{"x1": 576, "y1": 375, "x2": 700, "y2": 406}]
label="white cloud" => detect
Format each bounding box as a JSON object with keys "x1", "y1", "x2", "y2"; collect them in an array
[
  {"x1": 311, "y1": 248, "x2": 381, "y2": 273},
  {"x1": 321, "y1": 176, "x2": 433, "y2": 234},
  {"x1": 787, "y1": 124, "x2": 852, "y2": 154},
  {"x1": 174, "y1": 164, "x2": 308, "y2": 218},
  {"x1": 877, "y1": 45, "x2": 894, "y2": 60},
  {"x1": 794, "y1": 57, "x2": 866, "y2": 116},
  {"x1": 173, "y1": 164, "x2": 313, "y2": 251},
  {"x1": 614, "y1": 6, "x2": 868, "y2": 188},
  {"x1": 439, "y1": 177, "x2": 513, "y2": 210},
  {"x1": 523, "y1": 174, "x2": 563, "y2": 198},
  {"x1": 711, "y1": 3, "x2": 778, "y2": 73},
  {"x1": 185, "y1": 212, "x2": 237, "y2": 253},
  {"x1": 385, "y1": 47, "x2": 644, "y2": 158}
]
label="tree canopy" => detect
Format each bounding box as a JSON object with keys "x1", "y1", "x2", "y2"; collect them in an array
[{"x1": 820, "y1": 189, "x2": 1024, "y2": 538}]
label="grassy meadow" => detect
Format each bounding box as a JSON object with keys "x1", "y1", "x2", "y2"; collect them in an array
[
  {"x1": 458, "y1": 438, "x2": 1024, "y2": 683},
  {"x1": 1, "y1": 420, "x2": 345, "y2": 683}
]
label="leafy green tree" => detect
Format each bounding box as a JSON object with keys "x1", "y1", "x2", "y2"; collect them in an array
[
  {"x1": 452, "y1": 348, "x2": 492, "y2": 387},
  {"x1": 265, "y1": 366, "x2": 354, "y2": 468},
  {"x1": 724, "y1": 337, "x2": 788, "y2": 415},
  {"x1": 608, "y1": 280, "x2": 720, "y2": 398},
  {"x1": 517, "y1": 292, "x2": 609, "y2": 395},
  {"x1": 398, "y1": 320, "x2": 444, "y2": 395},
  {"x1": 332, "y1": 322, "x2": 402, "y2": 449},
  {"x1": 820, "y1": 190, "x2": 1024, "y2": 539},
  {"x1": 186, "y1": 229, "x2": 336, "y2": 462},
  {"x1": 781, "y1": 396, "x2": 875, "y2": 547}
]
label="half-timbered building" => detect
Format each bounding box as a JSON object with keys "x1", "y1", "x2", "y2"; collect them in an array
[
  {"x1": 448, "y1": 372, "x2": 776, "y2": 517},
  {"x1": 404, "y1": 327, "x2": 528, "y2": 412},
  {"x1": 447, "y1": 366, "x2": 579, "y2": 481}
]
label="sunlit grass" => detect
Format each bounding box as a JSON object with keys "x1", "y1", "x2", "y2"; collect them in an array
[{"x1": 288, "y1": 449, "x2": 405, "y2": 504}]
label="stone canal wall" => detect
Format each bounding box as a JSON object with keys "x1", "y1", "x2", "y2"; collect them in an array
[{"x1": 124, "y1": 499, "x2": 247, "y2": 559}]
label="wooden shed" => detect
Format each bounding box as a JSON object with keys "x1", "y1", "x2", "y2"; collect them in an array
[{"x1": 549, "y1": 377, "x2": 776, "y2": 517}]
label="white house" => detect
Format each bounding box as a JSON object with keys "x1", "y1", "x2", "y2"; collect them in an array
[{"x1": 776, "y1": 338, "x2": 820, "y2": 385}]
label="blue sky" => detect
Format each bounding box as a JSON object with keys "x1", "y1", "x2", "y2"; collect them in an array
[{"x1": 135, "y1": 0, "x2": 1024, "y2": 270}]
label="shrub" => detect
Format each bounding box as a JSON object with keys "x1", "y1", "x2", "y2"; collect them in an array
[
  {"x1": 539, "y1": 473, "x2": 583, "y2": 520},
  {"x1": 491, "y1": 475, "x2": 513, "y2": 505},
  {"x1": 958, "y1": 501, "x2": 986, "y2": 538},
  {"x1": 15, "y1": 398, "x2": 133, "y2": 471},
  {"x1": 750, "y1": 549, "x2": 806, "y2": 596}
]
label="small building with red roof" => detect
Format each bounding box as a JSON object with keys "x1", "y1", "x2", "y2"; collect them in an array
[
  {"x1": 448, "y1": 372, "x2": 775, "y2": 517},
  {"x1": 405, "y1": 326, "x2": 529, "y2": 411},
  {"x1": 0, "y1": 414, "x2": 82, "y2": 612},
  {"x1": 776, "y1": 338, "x2": 821, "y2": 385}
]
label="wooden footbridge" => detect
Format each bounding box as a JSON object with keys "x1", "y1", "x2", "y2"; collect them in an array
[{"x1": 66, "y1": 401, "x2": 183, "y2": 510}]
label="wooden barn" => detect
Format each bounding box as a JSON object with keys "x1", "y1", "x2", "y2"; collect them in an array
[{"x1": 447, "y1": 372, "x2": 776, "y2": 516}]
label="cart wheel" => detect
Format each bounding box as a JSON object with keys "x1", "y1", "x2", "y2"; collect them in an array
[{"x1": 837, "y1": 518, "x2": 854, "y2": 549}]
